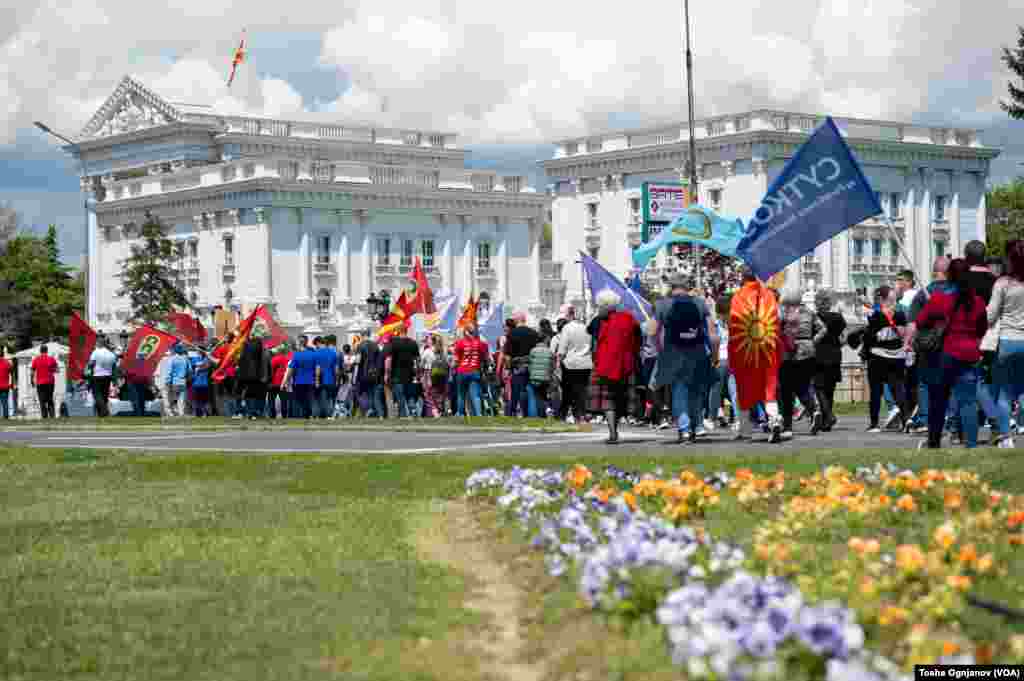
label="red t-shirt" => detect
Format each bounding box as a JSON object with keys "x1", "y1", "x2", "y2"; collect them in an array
[
  {"x1": 31, "y1": 354, "x2": 59, "y2": 385},
  {"x1": 453, "y1": 338, "x2": 488, "y2": 374},
  {"x1": 0, "y1": 358, "x2": 11, "y2": 390},
  {"x1": 211, "y1": 343, "x2": 236, "y2": 378},
  {"x1": 271, "y1": 353, "x2": 292, "y2": 387}
]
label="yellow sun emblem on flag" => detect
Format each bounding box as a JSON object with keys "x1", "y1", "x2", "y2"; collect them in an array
[{"x1": 730, "y1": 286, "x2": 780, "y2": 368}]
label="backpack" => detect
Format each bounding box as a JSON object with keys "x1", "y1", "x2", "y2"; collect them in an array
[
  {"x1": 663, "y1": 296, "x2": 706, "y2": 349},
  {"x1": 430, "y1": 354, "x2": 449, "y2": 387}
]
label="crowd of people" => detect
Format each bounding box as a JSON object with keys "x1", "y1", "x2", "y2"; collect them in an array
[{"x1": 16, "y1": 237, "x2": 1024, "y2": 450}]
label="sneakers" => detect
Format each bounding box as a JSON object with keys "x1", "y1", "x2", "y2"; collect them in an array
[
  {"x1": 781, "y1": 430, "x2": 794, "y2": 440},
  {"x1": 866, "y1": 426, "x2": 882, "y2": 434},
  {"x1": 998, "y1": 436, "x2": 1016, "y2": 449},
  {"x1": 794, "y1": 406, "x2": 806, "y2": 422},
  {"x1": 657, "y1": 420, "x2": 672, "y2": 431},
  {"x1": 566, "y1": 415, "x2": 576, "y2": 425},
  {"x1": 810, "y1": 412, "x2": 823, "y2": 436},
  {"x1": 703, "y1": 418, "x2": 716, "y2": 432},
  {"x1": 695, "y1": 427, "x2": 707, "y2": 437},
  {"x1": 884, "y1": 407, "x2": 902, "y2": 430},
  {"x1": 769, "y1": 418, "x2": 783, "y2": 444}
]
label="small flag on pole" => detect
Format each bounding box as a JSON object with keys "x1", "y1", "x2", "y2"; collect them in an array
[{"x1": 227, "y1": 30, "x2": 246, "y2": 87}]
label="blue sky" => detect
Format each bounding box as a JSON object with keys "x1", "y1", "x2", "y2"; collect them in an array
[{"x1": 3, "y1": 7, "x2": 1024, "y2": 264}]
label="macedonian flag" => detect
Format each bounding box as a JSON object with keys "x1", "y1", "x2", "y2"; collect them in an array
[{"x1": 728, "y1": 280, "x2": 781, "y2": 410}]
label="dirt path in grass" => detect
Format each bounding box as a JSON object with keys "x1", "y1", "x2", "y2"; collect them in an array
[{"x1": 414, "y1": 499, "x2": 546, "y2": 681}]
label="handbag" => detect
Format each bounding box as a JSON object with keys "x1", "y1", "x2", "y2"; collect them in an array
[{"x1": 914, "y1": 297, "x2": 960, "y2": 355}]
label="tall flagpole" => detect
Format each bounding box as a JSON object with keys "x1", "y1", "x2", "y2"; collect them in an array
[{"x1": 683, "y1": 0, "x2": 701, "y2": 291}]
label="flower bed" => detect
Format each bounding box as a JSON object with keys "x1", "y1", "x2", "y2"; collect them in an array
[{"x1": 465, "y1": 463, "x2": 1024, "y2": 680}]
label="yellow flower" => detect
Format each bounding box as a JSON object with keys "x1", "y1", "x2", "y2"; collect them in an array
[
  {"x1": 932, "y1": 522, "x2": 957, "y2": 550},
  {"x1": 897, "y1": 494, "x2": 917, "y2": 512},
  {"x1": 896, "y1": 544, "x2": 926, "y2": 573},
  {"x1": 944, "y1": 489, "x2": 964, "y2": 510},
  {"x1": 975, "y1": 553, "x2": 994, "y2": 574},
  {"x1": 567, "y1": 465, "x2": 593, "y2": 490},
  {"x1": 621, "y1": 491, "x2": 637, "y2": 512},
  {"x1": 860, "y1": 577, "x2": 877, "y2": 596},
  {"x1": 878, "y1": 605, "x2": 910, "y2": 626},
  {"x1": 956, "y1": 543, "x2": 978, "y2": 566}
]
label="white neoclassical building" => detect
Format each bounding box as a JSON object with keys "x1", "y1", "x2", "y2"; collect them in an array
[
  {"x1": 65, "y1": 75, "x2": 562, "y2": 340},
  {"x1": 543, "y1": 110, "x2": 1001, "y2": 302}
]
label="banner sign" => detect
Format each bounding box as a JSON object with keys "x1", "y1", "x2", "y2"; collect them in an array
[{"x1": 641, "y1": 183, "x2": 688, "y2": 241}]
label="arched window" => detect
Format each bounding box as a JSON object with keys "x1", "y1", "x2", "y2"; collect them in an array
[
  {"x1": 478, "y1": 291, "x2": 491, "y2": 317},
  {"x1": 317, "y1": 288, "x2": 332, "y2": 313}
]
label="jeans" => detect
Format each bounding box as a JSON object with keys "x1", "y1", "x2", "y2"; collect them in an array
[
  {"x1": 391, "y1": 383, "x2": 415, "y2": 417},
  {"x1": 370, "y1": 384, "x2": 387, "y2": 418},
  {"x1": 779, "y1": 358, "x2": 817, "y2": 430},
  {"x1": 241, "y1": 381, "x2": 266, "y2": 418},
  {"x1": 127, "y1": 382, "x2": 147, "y2": 416},
  {"x1": 292, "y1": 384, "x2": 315, "y2": 419},
  {"x1": 506, "y1": 367, "x2": 529, "y2": 417},
  {"x1": 927, "y1": 358, "x2": 980, "y2": 448},
  {"x1": 868, "y1": 357, "x2": 908, "y2": 428},
  {"x1": 90, "y1": 377, "x2": 112, "y2": 417},
  {"x1": 707, "y1": 362, "x2": 738, "y2": 422},
  {"x1": 456, "y1": 372, "x2": 482, "y2": 416},
  {"x1": 672, "y1": 376, "x2": 705, "y2": 434},
  {"x1": 316, "y1": 385, "x2": 336, "y2": 418},
  {"x1": 164, "y1": 384, "x2": 187, "y2": 417},
  {"x1": 814, "y1": 363, "x2": 841, "y2": 427},
  {"x1": 192, "y1": 387, "x2": 211, "y2": 417},
  {"x1": 0, "y1": 388, "x2": 8, "y2": 419},
  {"x1": 526, "y1": 382, "x2": 548, "y2": 418},
  {"x1": 267, "y1": 387, "x2": 289, "y2": 418},
  {"x1": 36, "y1": 384, "x2": 56, "y2": 418}
]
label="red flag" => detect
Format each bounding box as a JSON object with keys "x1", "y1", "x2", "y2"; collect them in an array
[
  {"x1": 121, "y1": 326, "x2": 178, "y2": 382},
  {"x1": 167, "y1": 312, "x2": 207, "y2": 344},
  {"x1": 250, "y1": 305, "x2": 288, "y2": 349},
  {"x1": 68, "y1": 312, "x2": 97, "y2": 381},
  {"x1": 728, "y1": 280, "x2": 782, "y2": 410},
  {"x1": 211, "y1": 305, "x2": 261, "y2": 383},
  {"x1": 227, "y1": 30, "x2": 246, "y2": 87},
  {"x1": 409, "y1": 257, "x2": 435, "y2": 314},
  {"x1": 456, "y1": 295, "x2": 478, "y2": 331}
]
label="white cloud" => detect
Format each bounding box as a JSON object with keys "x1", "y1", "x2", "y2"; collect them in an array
[{"x1": 0, "y1": 0, "x2": 1022, "y2": 147}]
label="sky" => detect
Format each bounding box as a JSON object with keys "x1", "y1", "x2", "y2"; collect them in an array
[{"x1": 2, "y1": 0, "x2": 1023, "y2": 264}]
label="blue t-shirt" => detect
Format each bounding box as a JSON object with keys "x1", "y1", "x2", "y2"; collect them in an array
[
  {"x1": 167, "y1": 355, "x2": 191, "y2": 386},
  {"x1": 289, "y1": 349, "x2": 318, "y2": 386},
  {"x1": 190, "y1": 355, "x2": 210, "y2": 389},
  {"x1": 317, "y1": 347, "x2": 339, "y2": 386}
]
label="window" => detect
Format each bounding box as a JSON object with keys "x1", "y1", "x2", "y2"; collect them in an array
[
  {"x1": 223, "y1": 236, "x2": 234, "y2": 264},
  {"x1": 421, "y1": 239, "x2": 435, "y2": 268},
  {"x1": 708, "y1": 188, "x2": 722, "y2": 209},
  {"x1": 189, "y1": 291, "x2": 198, "y2": 305},
  {"x1": 853, "y1": 239, "x2": 865, "y2": 256},
  {"x1": 934, "y1": 240, "x2": 946, "y2": 257},
  {"x1": 565, "y1": 142, "x2": 579, "y2": 155},
  {"x1": 225, "y1": 288, "x2": 233, "y2": 303},
  {"x1": 478, "y1": 291, "x2": 491, "y2": 317},
  {"x1": 628, "y1": 197, "x2": 641, "y2": 224},
  {"x1": 317, "y1": 288, "x2": 331, "y2": 313},
  {"x1": 477, "y1": 242, "x2": 491, "y2": 270},
  {"x1": 889, "y1": 192, "x2": 902, "y2": 219},
  {"x1": 187, "y1": 240, "x2": 198, "y2": 259},
  {"x1": 401, "y1": 239, "x2": 414, "y2": 267},
  {"x1": 376, "y1": 237, "x2": 390, "y2": 264},
  {"x1": 871, "y1": 239, "x2": 882, "y2": 257},
  {"x1": 317, "y1": 235, "x2": 331, "y2": 264},
  {"x1": 586, "y1": 203, "x2": 598, "y2": 228},
  {"x1": 890, "y1": 240, "x2": 900, "y2": 261},
  {"x1": 934, "y1": 195, "x2": 947, "y2": 222},
  {"x1": 588, "y1": 246, "x2": 600, "y2": 259}
]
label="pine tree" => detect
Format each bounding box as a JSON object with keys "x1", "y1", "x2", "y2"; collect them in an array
[
  {"x1": 1002, "y1": 25, "x2": 1024, "y2": 119},
  {"x1": 117, "y1": 212, "x2": 190, "y2": 324}
]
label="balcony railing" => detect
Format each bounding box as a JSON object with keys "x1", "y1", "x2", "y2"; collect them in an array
[
  {"x1": 313, "y1": 261, "x2": 336, "y2": 276},
  {"x1": 540, "y1": 263, "x2": 563, "y2": 280},
  {"x1": 375, "y1": 263, "x2": 395, "y2": 274},
  {"x1": 220, "y1": 263, "x2": 236, "y2": 280},
  {"x1": 398, "y1": 263, "x2": 414, "y2": 275},
  {"x1": 475, "y1": 267, "x2": 496, "y2": 278}
]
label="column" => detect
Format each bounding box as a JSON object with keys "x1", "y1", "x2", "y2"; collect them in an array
[
  {"x1": 977, "y1": 173, "x2": 988, "y2": 243},
  {"x1": 918, "y1": 168, "x2": 933, "y2": 267},
  {"x1": 950, "y1": 170, "x2": 962, "y2": 257},
  {"x1": 255, "y1": 207, "x2": 273, "y2": 303},
  {"x1": 528, "y1": 218, "x2": 541, "y2": 305},
  {"x1": 461, "y1": 216, "x2": 473, "y2": 296},
  {"x1": 497, "y1": 218, "x2": 509, "y2": 303},
  {"x1": 86, "y1": 191, "x2": 100, "y2": 327},
  {"x1": 297, "y1": 208, "x2": 311, "y2": 303},
  {"x1": 335, "y1": 210, "x2": 350, "y2": 303},
  {"x1": 359, "y1": 211, "x2": 372, "y2": 301},
  {"x1": 438, "y1": 214, "x2": 454, "y2": 293}
]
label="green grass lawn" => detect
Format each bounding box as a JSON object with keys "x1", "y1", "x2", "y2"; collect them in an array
[{"x1": 2, "y1": 443, "x2": 1020, "y2": 680}]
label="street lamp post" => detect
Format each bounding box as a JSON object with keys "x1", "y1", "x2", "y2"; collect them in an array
[
  {"x1": 682, "y1": 0, "x2": 701, "y2": 291},
  {"x1": 34, "y1": 121, "x2": 92, "y2": 323}
]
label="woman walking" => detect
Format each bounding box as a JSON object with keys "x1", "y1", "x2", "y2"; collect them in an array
[
  {"x1": 916, "y1": 258, "x2": 988, "y2": 449},
  {"x1": 862, "y1": 285, "x2": 910, "y2": 433},
  {"x1": 778, "y1": 291, "x2": 821, "y2": 438},
  {"x1": 987, "y1": 240, "x2": 1024, "y2": 448},
  {"x1": 812, "y1": 290, "x2": 847, "y2": 432},
  {"x1": 587, "y1": 289, "x2": 641, "y2": 444}
]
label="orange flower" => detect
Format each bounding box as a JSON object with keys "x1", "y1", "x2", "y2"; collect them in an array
[
  {"x1": 590, "y1": 486, "x2": 613, "y2": 504},
  {"x1": 1008, "y1": 511, "x2": 1024, "y2": 530},
  {"x1": 735, "y1": 468, "x2": 754, "y2": 481},
  {"x1": 944, "y1": 489, "x2": 964, "y2": 510},
  {"x1": 848, "y1": 537, "x2": 881, "y2": 556},
  {"x1": 942, "y1": 641, "x2": 961, "y2": 656},
  {"x1": 946, "y1": 575, "x2": 972, "y2": 590},
  {"x1": 897, "y1": 494, "x2": 917, "y2": 512},
  {"x1": 860, "y1": 577, "x2": 877, "y2": 596},
  {"x1": 876, "y1": 494, "x2": 892, "y2": 508},
  {"x1": 975, "y1": 553, "x2": 994, "y2": 573},
  {"x1": 896, "y1": 545, "x2": 926, "y2": 572},
  {"x1": 567, "y1": 465, "x2": 593, "y2": 490},
  {"x1": 957, "y1": 544, "x2": 978, "y2": 566},
  {"x1": 1009, "y1": 534, "x2": 1024, "y2": 546},
  {"x1": 621, "y1": 491, "x2": 637, "y2": 511},
  {"x1": 933, "y1": 522, "x2": 957, "y2": 550},
  {"x1": 878, "y1": 605, "x2": 910, "y2": 626}
]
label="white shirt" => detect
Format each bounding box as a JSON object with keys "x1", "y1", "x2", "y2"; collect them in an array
[
  {"x1": 555, "y1": 320, "x2": 593, "y2": 370},
  {"x1": 88, "y1": 347, "x2": 117, "y2": 377}
]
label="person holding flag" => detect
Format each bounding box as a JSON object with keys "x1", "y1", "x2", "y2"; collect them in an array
[{"x1": 729, "y1": 268, "x2": 784, "y2": 443}]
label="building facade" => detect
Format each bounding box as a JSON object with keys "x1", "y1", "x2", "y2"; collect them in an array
[
  {"x1": 543, "y1": 110, "x2": 1001, "y2": 303},
  {"x1": 70, "y1": 76, "x2": 561, "y2": 339}
]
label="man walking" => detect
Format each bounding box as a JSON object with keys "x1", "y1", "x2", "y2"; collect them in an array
[
  {"x1": 236, "y1": 333, "x2": 268, "y2": 419},
  {"x1": 316, "y1": 335, "x2": 340, "y2": 419},
  {"x1": 554, "y1": 305, "x2": 592, "y2": 424},
  {"x1": 283, "y1": 336, "x2": 317, "y2": 419},
  {"x1": 383, "y1": 326, "x2": 420, "y2": 417},
  {"x1": 87, "y1": 336, "x2": 118, "y2": 418},
  {"x1": 499, "y1": 311, "x2": 540, "y2": 417},
  {"x1": 164, "y1": 343, "x2": 192, "y2": 417},
  {"x1": 0, "y1": 347, "x2": 13, "y2": 419},
  {"x1": 30, "y1": 345, "x2": 59, "y2": 419}
]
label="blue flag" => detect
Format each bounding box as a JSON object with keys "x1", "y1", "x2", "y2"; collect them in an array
[
  {"x1": 580, "y1": 252, "x2": 652, "y2": 323},
  {"x1": 632, "y1": 204, "x2": 747, "y2": 269},
  {"x1": 479, "y1": 302, "x2": 505, "y2": 353},
  {"x1": 410, "y1": 292, "x2": 460, "y2": 337},
  {"x1": 736, "y1": 117, "x2": 883, "y2": 281}
]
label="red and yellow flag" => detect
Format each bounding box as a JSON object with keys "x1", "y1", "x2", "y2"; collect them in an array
[
  {"x1": 456, "y1": 295, "x2": 479, "y2": 331},
  {"x1": 408, "y1": 257, "x2": 435, "y2": 314},
  {"x1": 728, "y1": 280, "x2": 781, "y2": 410},
  {"x1": 211, "y1": 304, "x2": 261, "y2": 383},
  {"x1": 122, "y1": 326, "x2": 178, "y2": 382},
  {"x1": 68, "y1": 311, "x2": 97, "y2": 381},
  {"x1": 227, "y1": 30, "x2": 246, "y2": 87}
]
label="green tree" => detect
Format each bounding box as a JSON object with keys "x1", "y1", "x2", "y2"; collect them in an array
[
  {"x1": 117, "y1": 212, "x2": 190, "y2": 324},
  {"x1": 0, "y1": 224, "x2": 85, "y2": 348},
  {"x1": 986, "y1": 178, "x2": 1024, "y2": 257},
  {"x1": 1002, "y1": 25, "x2": 1024, "y2": 119}
]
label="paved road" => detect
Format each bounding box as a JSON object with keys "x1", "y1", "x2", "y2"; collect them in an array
[{"x1": 0, "y1": 421, "x2": 928, "y2": 454}]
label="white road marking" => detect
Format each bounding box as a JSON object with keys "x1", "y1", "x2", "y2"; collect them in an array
[{"x1": 39, "y1": 433, "x2": 237, "y2": 442}]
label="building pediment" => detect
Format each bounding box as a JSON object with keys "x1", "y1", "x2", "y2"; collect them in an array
[{"x1": 80, "y1": 75, "x2": 181, "y2": 140}]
